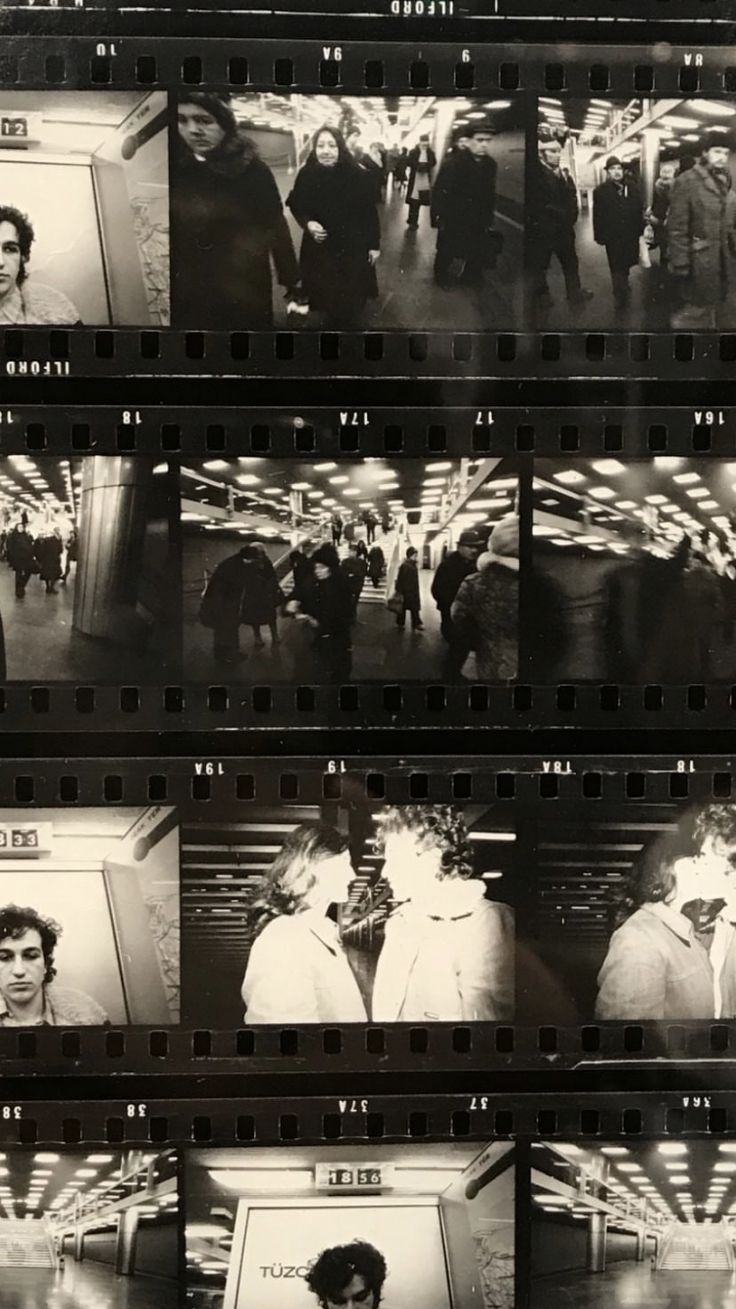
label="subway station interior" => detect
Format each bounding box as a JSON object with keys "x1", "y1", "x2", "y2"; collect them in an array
[
  {"x1": 531, "y1": 1140, "x2": 736, "y2": 1308},
  {"x1": 531, "y1": 457, "x2": 736, "y2": 683},
  {"x1": 221, "y1": 93, "x2": 524, "y2": 330},
  {"x1": 536, "y1": 96, "x2": 736, "y2": 330},
  {"x1": 0, "y1": 455, "x2": 179, "y2": 682},
  {"x1": 185, "y1": 1141, "x2": 514, "y2": 1309},
  {"x1": 0, "y1": 1148, "x2": 178, "y2": 1309},
  {"x1": 180, "y1": 804, "x2": 516, "y2": 1026},
  {"x1": 181, "y1": 452, "x2": 518, "y2": 682},
  {"x1": 516, "y1": 799, "x2": 683, "y2": 1025},
  {"x1": 0, "y1": 92, "x2": 169, "y2": 326}
]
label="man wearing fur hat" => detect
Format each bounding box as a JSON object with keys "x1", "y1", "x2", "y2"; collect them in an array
[
  {"x1": 592, "y1": 156, "x2": 644, "y2": 317},
  {"x1": 666, "y1": 132, "x2": 736, "y2": 330}
]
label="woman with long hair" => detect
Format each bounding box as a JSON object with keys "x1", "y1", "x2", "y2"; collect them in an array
[
  {"x1": 172, "y1": 92, "x2": 299, "y2": 328},
  {"x1": 241, "y1": 823, "x2": 367, "y2": 1023},
  {"x1": 595, "y1": 804, "x2": 736, "y2": 1021},
  {"x1": 286, "y1": 125, "x2": 381, "y2": 328}
]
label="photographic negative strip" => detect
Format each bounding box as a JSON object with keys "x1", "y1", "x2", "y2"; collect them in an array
[
  {"x1": 0, "y1": 1146, "x2": 179, "y2": 1308},
  {"x1": 0, "y1": 456, "x2": 180, "y2": 684},
  {"x1": 185, "y1": 1140, "x2": 515, "y2": 1309},
  {"x1": 182, "y1": 457, "x2": 519, "y2": 686},
  {"x1": 0, "y1": 806, "x2": 180, "y2": 1027},
  {"x1": 0, "y1": 92, "x2": 169, "y2": 329}
]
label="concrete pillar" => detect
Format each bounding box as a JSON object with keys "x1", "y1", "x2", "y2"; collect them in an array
[
  {"x1": 640, "y1": 129, "x2": 660, "y2": 210},
  {"x1": 72, "y1": 456, "x2": 153, "y2": 644},
  {"x1": 432, "y1": 99, "x2": 457, "y2": 167},
  {"x1": 636, "y1": 1228, "x2": 647, "y2": 1261},
  {"x1": 587, "y1": 1212, "x2": 607, "y2": 1273},
  {"x1": 73, "y1": 1223, "x2": 84, "y2": 1262},
  {"x1": 115, "y1": 1207, "x2": 139, "y2": 1276}
]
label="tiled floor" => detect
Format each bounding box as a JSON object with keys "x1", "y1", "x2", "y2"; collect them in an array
[
  {"x1": 2, "y1": 1262, "x2": 177, "y2": 1309},
  {"x1": 532, "y1": 1262, "x2": 736, "y2": 1307}
]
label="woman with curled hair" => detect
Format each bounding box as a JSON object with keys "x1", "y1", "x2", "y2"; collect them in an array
[
  {"x1": 371, "y1": 806, "x2": 514, "y2": 1023},
  {"x1": 595, "y1": 803, "x2": 736, "y2": 1021},
  {"x1": 0, "y1": 205, "x2": 81, "y2": 326},
  {"x1": 306, "y1": 1240, "x2": 387, "y2": 1309},
  {"x1": 241, "y1": 823, "x2": 367, "y2": 1024}
]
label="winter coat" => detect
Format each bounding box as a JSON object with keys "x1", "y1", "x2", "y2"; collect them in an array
[
  {"x1": 372, "y1": 882, "x2": 514, "y2": 1022},
  {"x1": 666, "y1": 161, "x2": 736, "y2": 306},
  {"x1": 596, "y1": 901, "x2": 716, "y2": 1021},
  {"x1": 649, "y1": 178, "x2": 674, "y2": 253},
  {"x1": 431, "y1": 150, "x2": 497, "y2": 258},
  {"x1": 396, "y1": 559, "x2": 420, "y2": 609},
  {"x1": 367, "y1": 546, "x2": 385, "y2": 580},
  {"x1": 431, "y1": 550, "x2": 475, "y2": 612},
  {"x1": 34, "y1": 534, "x2": 62, "y2": 582},
  {"x1": 301, "y1": 570, "x2": 354, "y2": 644},
  {"x1": 240, "y1": 557, "x2": 283, "y2": 626},
  {"x1": 450, "y1": 562, "x2": 518, "y2": 680},
  {"x1": 286, "y1": 158, "x2": 381, "y2": 320},
  {"x1": 199, "y1": 553, "x2": 247, "y2": 632},
  {"x1": 242, "y1": 911, "x2": 367, "y2": 1024},
  {"x1": 405, "y1": 144, "x2": 437, "y2": 204},
  {"x1": 171, "y1": 134, "x2": 299, "y2": 329},
  {"x1": 529, "y1": 161, "x2": 579, "y2": 237},
  {"x1": 592, "y1": 177, "x2": 644, "y2": 269},
  {"x1": 340, "y1": 554, "x2": 367, "y2": 601},
  {"x1": 6, "y1": 527, "x2": 36, "y2": 573}
]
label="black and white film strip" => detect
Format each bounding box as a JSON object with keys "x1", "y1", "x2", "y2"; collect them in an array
[{"x1": 0, "y1": 40, "x2": 730, "y2": 377}]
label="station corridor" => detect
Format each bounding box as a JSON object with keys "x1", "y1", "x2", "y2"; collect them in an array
[{"x1": 2, "y1": 1260, "x2": 176, "y2": 1309}]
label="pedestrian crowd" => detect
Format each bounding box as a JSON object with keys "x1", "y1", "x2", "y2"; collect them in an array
[{"x1": 2, "y1": 515, "x2": 77, "y2": 600}]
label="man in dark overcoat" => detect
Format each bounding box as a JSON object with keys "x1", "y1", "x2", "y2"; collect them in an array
[
  {"x1": 528, "y1": 137, "x2": 593, "y2": 311},
  {"x1": 592, "y1": 156, "x2": 644, "y2": 316},
  {"x1": 666, "y1": 135, "x2": 736, "y2": 329},
  {"x1": 431, "y1": 127, "x2": 498, "y2": 286}
]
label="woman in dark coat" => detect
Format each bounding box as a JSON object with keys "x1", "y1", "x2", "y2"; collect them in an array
[
  {"x1": 367, "y1": 544, "x2": 385, "y2": 588},
  {"x1": 296, "y1": 543, "x2": 354, "y2": 683},
  {"x1": 240, "y1": 544, "x2": 283, "y2": 650},
  {"x1": 173, "y1": 93, "x2": 300, "y2": 329},
  {"x1": 286, "y1": 126, "x2": 381, "y2": 329},
  {"x1": 34, "y1": 532, "x2": 63, "y2": 594}
]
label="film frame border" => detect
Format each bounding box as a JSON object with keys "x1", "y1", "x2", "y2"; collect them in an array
[
  {"x1": 0, "y1": 40, "x2": 731, "y2": 377},
  {"x1": 0, "y1": 754, "x2": 732, "y2": 1075}
]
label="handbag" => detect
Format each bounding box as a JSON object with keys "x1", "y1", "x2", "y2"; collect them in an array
[{"x1": 387, "y1": 591, "x2": 404, "y2": 615}]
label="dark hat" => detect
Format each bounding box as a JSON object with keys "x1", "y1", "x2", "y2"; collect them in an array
[
  {"x1": 458, "y1": 529, "x2": 482, "y2": 547},
  {"x1": 311, "y1": 543, "x2": 339, "y2": 569},
  {"x1": 604, "y1": 156, "x2": 623, "y2": 170},
  {"x1": 701, "y1": 129, "x2": 732, "y2": 153}
]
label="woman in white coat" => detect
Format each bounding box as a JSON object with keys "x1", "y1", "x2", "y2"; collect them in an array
[{"x1": 241, "y1": 823, "x2": 368, "y2": 1024}]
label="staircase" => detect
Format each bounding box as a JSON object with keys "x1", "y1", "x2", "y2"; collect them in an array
[
  {"x1": 658, "y1": 1223, "x2": 734, "y2": 1272},
  {"x1": 0, "y1": 1219, "x2": 55, "y2": 1268}
]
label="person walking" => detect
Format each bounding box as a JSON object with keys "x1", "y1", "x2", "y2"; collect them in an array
[
  {"x1": 394, "y1": 546, "x2": 423, "y2": 630},
  {"x1": 199, "y1": 546, "x2": 250, "y2": 666},
  {"x1": 592, "y1": 156, "x2": 644, "y2": 318},
  {"x1": 666, "y1": 135, "x2": 736, "y2": 330},
  {"x1": 172, "y1": 93, "x2": 300, "y2": 328},
  {"x1": 528, "y1": 137, "x2": 592, "y2": 312},
  {"x1": 61, "y1": 527, "x2": 78, "y2": 585},
  {"x1": 331, "y1": 514, "x2": 343, "y2": 548},
  {"x1": 367, "y1": 543, "x2": 385, "y2": 589},
  {"x1": 450, "y1": 517, "x2": 519, "y2": 680},
  {"x1": 240, "y1": 544, "x2": 283, "y2": 652},
  {"x1": 431, "y1": 125, "x2": 498, "y2": 287},
  {"x1": 340, "y1": 542, "x2": 367, "y2": 616},
  {"x1": 6, "y1": 520, "x2": 36, "y2": 599},
  {"x1": 431, "y1": 529, "x2": 481, "y2": 672},
  {"x1": 292, "y1": 543, "x2": 354, "y2": 683},
  {"x1": 405, "y1": 134, "x2": 437, "y2": 229},
  {"x1": 286, "y1": 126, "x2": 381, "y2": 329},
  {"x1": 34, "y1": 530, "x2": 63, "y2": 595}
]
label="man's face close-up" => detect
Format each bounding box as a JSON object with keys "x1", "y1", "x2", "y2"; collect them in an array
[
  {"x1": 706, "y1": 145, "x2": 731, "y2": 173},
  {"x1": 382, "y1": 829, "x2": 442, "y2": 902},
  {"x1": 694, "y1": 833, "x2": 736, "y2": 901},
  {"x1": 541, "y1": 142, "x2": 562, "y2": 170},
  {"x1": 326, "y1": 1273, "x2": 376, "y2": 1309},
  {"x1": 608, "y1": 164, "x2": 624, "y2": 183},
  {"x1": 0, "y1": 928, "x2": 45, "y2": 1008},
  {"x1": 0, "y1": 221, "x2": 22, "y2": 302},
  {"x1": 177, "y1": 104, "x2": 226, "y2": 156}
]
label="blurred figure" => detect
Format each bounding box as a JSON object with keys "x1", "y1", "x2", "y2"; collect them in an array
[
  {"x1": 667, "y1": 135, "x2": 736, "y2": 330},
  {"x1": 173, "y1": 93, "x2": 300, "y2": 329},
  {"x1": 364, "y1": 510, "x2": 378, "y2": 544},
  {"x1": 450, "y1": 517, "x2": 519, "y2": 679},
  {"x1": 241, "y1": 543, "x2": 283, "y2": 652},
  {"x1": 199, "y1": 545, "x2": 250, "y2": 666},
  {"x1": 340, "y1": 541, "x2": 367, "y2": 616},
  {"x1": 394, "y1": 546, "x2": 423, "y2": 630},
  {"x1": 34, "y1": 530, "x2": 62, "y2": 595},
  {"x1": 331, "y1": 513, "x2": 343, "y2": 547},
  {"x1": 6, "y1": 519, "x2": 36, "y2": 599},
  {"x1": 367, "y1": 543, "x2": 385, "y2": 589},
  {"x1": 592, "y1": 156, "x2": 644, "y2": 317},
  {"x1": 287, "y1": 126, "x2": 381, "y2": 329},
  {"x1": 529, "y1": 138, "x2": 592, "y2": 312},
  {"x1": 61, "y1": 527, "x2": 78, "y2": 585},
  {"x1": 405, "y1": 133, "x2": 437, "y2": 229},
  {"x1": 431, "y1": 126, "x2": 498, "y2": 287},
  {"x1": 393, "y1": 146, "x2": 409, "y2": 192},
  {"x1": 291, "y1": 543, "x2": 354, "y2": 683}
]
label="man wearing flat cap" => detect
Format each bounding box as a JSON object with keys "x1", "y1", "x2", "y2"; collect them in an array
[
  {"x1": 666, "y1": 131, "x2": 736, "y2": 330},
  {"x1": 592, "y1": 156, "x2": 644, "y2": 318},
  {"x1": 430, "y1": 528, "x2": 481, "y2": 676}
]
